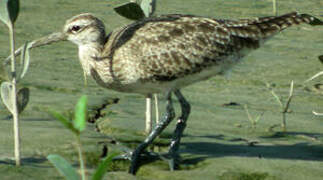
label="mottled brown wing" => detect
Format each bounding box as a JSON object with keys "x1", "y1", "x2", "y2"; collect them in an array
[
  {"x1": 104, "y1": 13, "x2": 322, "y2": 82},
  {"x1": 107, "y1": 15, "x2": 238, "y2": 82}
]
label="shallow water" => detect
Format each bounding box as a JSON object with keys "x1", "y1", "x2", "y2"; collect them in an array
[{"x1": 0, "y1": 0, "x2": 322, "y2": 179}]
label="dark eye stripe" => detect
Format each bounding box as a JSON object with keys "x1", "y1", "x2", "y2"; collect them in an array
[
  {"x1": 68, "y1": 24, "x2": 91, "y2": 34},
  {"x1": 71, "y1": 25, "x2": 81, "y2": 32}
]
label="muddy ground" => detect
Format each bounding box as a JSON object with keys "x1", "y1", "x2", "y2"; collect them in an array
[{"x1": 0, "y1": 0, "x2": 322, "y2": 179}]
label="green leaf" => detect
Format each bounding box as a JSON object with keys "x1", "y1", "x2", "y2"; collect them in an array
[
  {"x1": 0, "y1": 0, "x2": 20, "y2": 27},
  {"x1": 47, "y1": 154, "x2": 80, "y2": 180},
  {"x1": 0, "y1": 81, "x2": 14, "y2": 114},
  {"x1": 140, "y1": 0, "x2": 156, "y2": 17},
  {"x1": 114, "y1": 2, "x2": 145, "y2": 20},
  {"x1": 48, "y1": 110, "x2": 79, "y2": 135},
  {"x1": 91, "y1": 152, "x2": 119, "y2": 180},
  {"x1": 17, "y1": 42, "x2": 31, "y2": 82},
  {"x1": 16, "y1": 87, "x2": 29, "y2": 113},
  {"x1": 318, "y1": 55, "x2": 323, "y2": 64},
  {"x1": 74, "y1": 95, "x2": 88, "y2": 132}
]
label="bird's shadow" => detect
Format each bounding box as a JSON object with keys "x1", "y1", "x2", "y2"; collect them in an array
[
  {"x1": 179, "y1": 131, "x2": 323, "y2": 166},
  {"x1": 0, "y1": 157, "x2": 49, "y2": 168}
]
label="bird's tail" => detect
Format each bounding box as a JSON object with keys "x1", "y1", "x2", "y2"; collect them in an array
[
  {"x1": 225, "y1": 12, "x2": 323, "y2": 40},
  {"x1": 256, "y1": 12, "x2": 323, "y2": 30}
]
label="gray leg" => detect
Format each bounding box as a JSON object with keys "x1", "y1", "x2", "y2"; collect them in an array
[
  {"x1": 129, "y1": 91, "x2": 175, "y2": 174},
  {"x1": 168, "y1": 89, "x2": 191, "y2": 170}
]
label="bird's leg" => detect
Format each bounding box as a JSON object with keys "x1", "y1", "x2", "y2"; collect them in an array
[
  {"x1": 168, "y1": 89, "x2": 191, "y2": 170},
  {"x1": 145, "y1": 93, "x2": 153, "y2": 134},
  {"x1": 129, "y1": 91, "x2": 175, "y2": 174}
]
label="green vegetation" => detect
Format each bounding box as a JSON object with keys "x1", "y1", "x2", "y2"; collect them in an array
[
  {"x1": 48, "y1": 95, "x2": 117, "y2": 180},
  {"x1": 266, "y1": 81, "x2": 294, "y2": 132},
  {"x1": 0, "y1": 0, "x2": 31, "y2": 166},
  {"x1": 0, "y1": 0, "x2": 322, "y2": 179}
]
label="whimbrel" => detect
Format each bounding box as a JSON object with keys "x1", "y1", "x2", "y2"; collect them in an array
[{"x1": 7, "y1": 12, "x2": 323, "y2": 174}]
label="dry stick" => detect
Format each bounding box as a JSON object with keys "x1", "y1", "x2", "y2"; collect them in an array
[
  {"x1": 270, "y1": 88, "x2": 283, "y2": 107},
  {"x1": 281, "y1": 80, "x2": 294, "y2": 132},
  {"x1": 312, "y1": 111, "x2": 323, "y2": 116},
  {"x1": 267, "y1": 80, "x2": 294, "y2": 132},
  {"x1": 244, "y1": 105, "x2": 264, "y2": 129},
  {"x1": 8, "y1": 24, "x2": 21, "y2": 166},
  {"x1": 305, "y1": 71, "x2": 323, "y2": 83}
]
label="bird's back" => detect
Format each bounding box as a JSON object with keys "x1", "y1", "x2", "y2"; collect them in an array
[{"x1": 93, "y1": 12, "x2": 321, "y2": 94}]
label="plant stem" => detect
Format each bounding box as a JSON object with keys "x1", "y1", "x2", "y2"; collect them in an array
[
  {"x1": 244, "y1": 105, "x2": 255, "y2": 129},
  {"x1": 281, "y1": 80, "x2": 294, "y2": 132},
  {"x1": 270, "y1": 90, "x2": 283, "y2": 107},
  {"x1": 282, "y1": 113, "x2": 286, "y2": 132},
  {"x1": 77, "y1": 135, "x2": 86, "y2": 180},
  {"x1": 9, "y1": 23, "x2": 21, "y2": 166}
]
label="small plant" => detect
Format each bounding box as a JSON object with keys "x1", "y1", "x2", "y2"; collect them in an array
[
  {"x1": 48, "y1": 95, "x2": 117, "y2": 180},
  {"x1": 305, "y1": 55, "x2": 323, "y2": 115},
  {"x1": 114, "y1": 0, "x2": 156, "y2": 20},
  {"x1": 0, "y1": 0, "x2": 31, "y2": 166},
  {"x1": 244, "y1": 105, "x2": 264, "y2": 129},
  {"x1": 266, "y1": 81, "x2": 294, "y2": 132}
]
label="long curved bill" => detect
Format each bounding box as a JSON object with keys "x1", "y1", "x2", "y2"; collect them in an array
[{"x1": 4, "y1": 32, "x2": 67, "y2": 65}]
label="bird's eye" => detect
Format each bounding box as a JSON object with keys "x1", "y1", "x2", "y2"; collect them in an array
[{"x1": 71, "y1": 25, "x2": 81, "y2": 32}]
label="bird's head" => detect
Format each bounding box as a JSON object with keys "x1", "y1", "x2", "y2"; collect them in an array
[
  {"x1": 5, "y1": 13, "x2": 107, "y2": 63},
  {"x1": 17, "y1": 14, "x2": 106, "y2": 49},
  {"x1": 63, "y1": 13, "x2": 106, "y2": 46}
]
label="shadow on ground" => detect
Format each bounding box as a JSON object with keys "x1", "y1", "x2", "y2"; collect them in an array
[
  {"x1": 0, "y1": 157, "x2": 48, "y2": 167},
  {"x1": 180, "y1": 132, "x2": 323, "y2": 164}
]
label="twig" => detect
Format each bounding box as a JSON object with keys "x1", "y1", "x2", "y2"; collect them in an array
[
  {"x1": 313, "y1": 111, "x2": 323, "y2": 116},
  {"x1": 270, "y1": 89, "x2": 283, "y2": 107},
  {"x1": 304, "y1": 71, "x2": 323, "y2": 83},
  {"x1": 281, "y1": 80, "x2": 294, "y2": 132},
  {"x1": 283, "y1": 80, "x2": 294, "y2": 113},
  {"x1": 244, "y1": 105, "x2": 264, "y2": 129},
  {"x1": 267, "y1": 81, "x2": 294, "y2": 132}
]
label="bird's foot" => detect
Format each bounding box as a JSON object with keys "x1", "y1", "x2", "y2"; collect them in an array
[
  {"x1": 113, "y1": 150, "x2": 161, "y2": 161},
  {"x1": 114, "y1": 146, "x2": 181, "y2": 174},
  {"x1": 129, "y1": 145, "x2": 167, "y2": 174},
  {"x1": 128, "y1": 151, "x2": 181, "y2": 174},
  {"x1": 167, "y1": 153, "x2": 181, "y2": 171},
  {"x1": 112, "y1": 145, "x2": 162, "y2": 174}
]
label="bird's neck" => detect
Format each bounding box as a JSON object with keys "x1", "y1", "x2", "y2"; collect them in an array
[{"x1": 78, "y1": 42, "x2": 103, "y2": 76}]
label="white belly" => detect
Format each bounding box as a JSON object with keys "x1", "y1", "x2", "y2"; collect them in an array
[{"x1": 105, "y1": 54, "x2": 243, "y2": 95}]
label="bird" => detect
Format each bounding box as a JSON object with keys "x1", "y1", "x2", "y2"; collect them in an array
[{"x1": 7, "y1": 11, "x2": 323, "y2": 174}]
